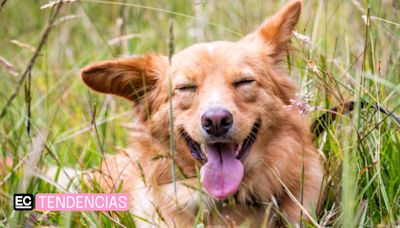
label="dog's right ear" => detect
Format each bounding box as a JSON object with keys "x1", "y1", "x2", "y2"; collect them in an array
[
  {"x1": 81, "y1": 54, "x2": 168, "y2": 102},
  {"x1": 241, "y1": 0, "x2": 302, "y2": 59}
]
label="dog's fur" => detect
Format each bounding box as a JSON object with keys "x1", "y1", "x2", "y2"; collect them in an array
[{"x1": 80, "y1": 0, "x2": 323, "y2": 226}]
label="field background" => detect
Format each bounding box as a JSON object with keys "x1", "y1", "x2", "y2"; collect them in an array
[{"x1": 0, "y1": 0, "x2": 399, "y2": 227}]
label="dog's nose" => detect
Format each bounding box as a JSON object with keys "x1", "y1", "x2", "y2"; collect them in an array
[{"x1": 201, "y1": 108, "x2": 233, "y2": 137}]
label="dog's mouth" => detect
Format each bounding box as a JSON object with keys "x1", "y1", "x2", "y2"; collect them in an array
[{"x1": 180, "y1": 119, "x2": 261, "y2": 199}]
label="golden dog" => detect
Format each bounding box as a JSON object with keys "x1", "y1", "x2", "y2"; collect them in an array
[{"x1": 81, "y1": 0, "x2": 323, "y2": 226}]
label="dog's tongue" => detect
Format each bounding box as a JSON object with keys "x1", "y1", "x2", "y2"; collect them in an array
[{"x1": 200, "y1": 143, "x2": 244, "y2": 199}]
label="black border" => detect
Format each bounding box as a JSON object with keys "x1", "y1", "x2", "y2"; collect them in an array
[{"x1": 13, "y1": 194, "x2": 35, "y2": 211}]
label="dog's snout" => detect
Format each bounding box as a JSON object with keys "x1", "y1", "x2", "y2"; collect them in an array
[{"x1": 201, "y1": 108, "x2": 233, "y2": 137}]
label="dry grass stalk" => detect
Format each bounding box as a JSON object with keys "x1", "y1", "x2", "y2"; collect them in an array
[
  {"x1": 40, "y1": 0, "x2": 76, "y2": 9},
  {"x1": 54, "y1": 14, "x2": 81, "y2": 26},
  {"x1": 0, "y1": 1, "x2": 63, "y2": 119},
  {"x1": 293, "y1": 31, "x2": 311, "y2": 44},
  {"x1": 18, "y1": 130, "x2": 48, "y2": 193},
  {"x1": 0, "y1": 56, "x2": 19, "y2": 76},
  {"x1": 10, "y1": 39, "x2": 36, "y2": 52},
  {"x1": 107, "y1": 33, "x2": 141, "y2": 46}
]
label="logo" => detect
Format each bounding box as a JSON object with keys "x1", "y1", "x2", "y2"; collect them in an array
[
  {"x1": 14, "y1": 194, "x2": 35, "y2": 210},
  {"x1": 13, "y1": 193, "x2": 129, "y2": 211}
]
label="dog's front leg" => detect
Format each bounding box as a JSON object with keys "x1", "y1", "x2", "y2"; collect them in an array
[{"x1": 279, "y1": 162, "x2": 322, "y2": 227}]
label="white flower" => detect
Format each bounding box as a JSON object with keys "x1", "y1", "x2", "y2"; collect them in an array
[{"x1": 284, "y1": 92, "x2": 319, "y2": 116}]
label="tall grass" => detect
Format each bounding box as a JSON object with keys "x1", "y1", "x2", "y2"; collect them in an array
[{"x1": 0, "y1": 0, "x2": 399, "y2": 227}]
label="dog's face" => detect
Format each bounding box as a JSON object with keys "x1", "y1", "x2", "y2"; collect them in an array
[{"x1": 81, "y1": 0, "x2": 302, "y2": 200}]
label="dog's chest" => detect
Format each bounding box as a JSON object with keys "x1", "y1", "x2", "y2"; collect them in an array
[{"x1": 130, "y1": 179, "x2": 270, "y2": 226}]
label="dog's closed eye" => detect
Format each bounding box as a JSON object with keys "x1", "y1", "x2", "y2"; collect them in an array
[
  {"x1": 176, "y1": 84, "x2": 197, "y2": 92},
  {"x1": 233, "y1": 79, "x2": 256, "y2": 88}
]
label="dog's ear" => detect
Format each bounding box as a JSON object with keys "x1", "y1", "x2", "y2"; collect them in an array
[
  {"x1": 81, "y1": 54, "x2": 168, "y2": 102},
  {"x1": 245, "y1": 0, "x2": 302, "y2": 57}
]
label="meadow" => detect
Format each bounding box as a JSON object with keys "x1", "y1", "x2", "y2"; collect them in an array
[{"x1": 0, "y1": 0, "x2": 399, "y2": 227}]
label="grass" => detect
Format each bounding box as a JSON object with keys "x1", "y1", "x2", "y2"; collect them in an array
[{"x1": 0, "y1": 0, "x2": 399, "y2": 227}]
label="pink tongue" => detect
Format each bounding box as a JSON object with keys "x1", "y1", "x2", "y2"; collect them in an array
[{"x1": 200, "y1": 143, "x2": 244, "y2": 199}]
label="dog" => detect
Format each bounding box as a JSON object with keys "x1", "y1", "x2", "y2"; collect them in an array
[{"x1": 80, "y1": 0, "x2": 323, "y2": 226}]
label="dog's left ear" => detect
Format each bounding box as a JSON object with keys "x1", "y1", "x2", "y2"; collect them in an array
[
  {"x1": 245, "y1": 0, "x2": 302, "y2": 57},
  {"x1": 80, "y1": 54, "x2": 168, "y2": 103}
]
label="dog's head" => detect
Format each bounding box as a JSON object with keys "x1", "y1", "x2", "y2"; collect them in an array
[{"x1": 81, "y1": 0, "x2": 302, "y2": 200}]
